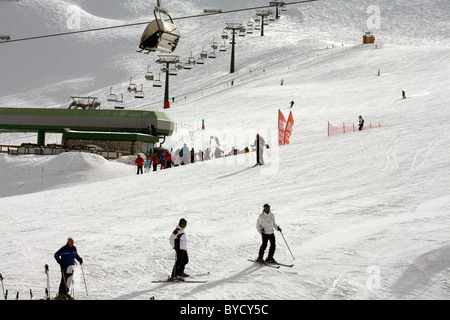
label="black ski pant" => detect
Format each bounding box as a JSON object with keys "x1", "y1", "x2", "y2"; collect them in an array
[
  {"x1": 58, "y1": 266, "x2": 73, "y2": 296},
  {"x1": 171, "y1": 249, "x2": 189, "y2": 277},
  {"x1": 137, "y1": 166, "x2": 143, "y2": 175},
  {"x1": 259, "y1": 233, "x2": 276, "y2": 260}
]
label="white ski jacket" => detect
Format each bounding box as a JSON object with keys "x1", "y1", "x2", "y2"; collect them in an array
[
  {"x1": 169, "y1": 225, "x2": 187, "y2": 251},
  {"x1": 256, "y1": 210, "x2": 279, "y2": 235}
]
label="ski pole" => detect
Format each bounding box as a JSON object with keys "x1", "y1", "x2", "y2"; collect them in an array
[
  {"x1": 45, "y1": 264, "x2": 50, "y2": 299},
  {"x1": 0, "y1": 274, "x2": 5, "y2": 299},
  {"x1": 280, "y1": 231, "x2": 295, "y2": 260},
  {"x1": 80, "y1": 264, "x2": 88, "y2": 296}
]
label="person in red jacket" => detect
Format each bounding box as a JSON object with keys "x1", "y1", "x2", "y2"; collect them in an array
[
  {"x1": 164, "y1": 151, "x2": 173, "y2": 169},
  {"x1": 150, "y1": 154, "x2": 159, "y2": 171},
  {"x1": 135, "y1": 154, "x2": 145, "y2": 175}
]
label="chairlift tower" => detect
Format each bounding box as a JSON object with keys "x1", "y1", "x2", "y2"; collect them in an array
[
  {"x1": 269, "y1": 1, "x2": 286, "y2": 19},
  {"x1": 225, "y1": 23, "x2": 243, "y2": 74},
  {"x1": 156, "y1": 55, "x2": 179, "y2": 109},
  {"x1": 256, "y1": 10, "x2": 271, "y2": 36}
]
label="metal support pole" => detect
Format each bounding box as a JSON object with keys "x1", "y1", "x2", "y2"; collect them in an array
[
  {"x1": 164, "y1": 62, "x2": 170, "y2": 109},
  {"x1": 230, "y1": 32, "x2": 236, "y2": 73}
]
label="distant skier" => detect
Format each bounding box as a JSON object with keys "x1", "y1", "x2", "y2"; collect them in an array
[
  {"x1": 256, "y1": 204, "x2": 282, "y2": 263},
  {"x1": 54, "y1": 237, "x2": 83, "y2": 299},
  {"x1": 164, "y1": 151, "x2": 173, "y2": 169},
  {"x1": 289, "y1": 100, "x2": 294, "y2": 108},
  {"x1": 181, "y1": 143, "x2": 190, "y2": 165},
  {"x1": 169, "y1": 218, "x2": 189, "y2": 281},
  {"x1": 150, "y1": 154, "x2": 159, "y2": 171},
  {"x1": 135, "y1": 154, "x2": 144, "y2": 175},
  {"x1": 252, "y1": 134, "x2": 266, "y2": 165},
  {"x1": 402, "y1": 90, "x2": 406, "y2": 99},
  {"x1": 144, "y1": 157, "x2": 151, "y2": 173},
  {"x1": 358, "y1": 115, "x2": 364, "y2": 131},
  {"x1": 191, "y1": 148, "x2": 195, "y2": 164},
  {"x1": 280, "y1": 79, "x2": 284, "y2": 86}
]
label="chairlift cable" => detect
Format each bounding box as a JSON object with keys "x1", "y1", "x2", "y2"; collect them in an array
[{"x1": 0, "y1": 0, "x2": 317, "y2": 44}]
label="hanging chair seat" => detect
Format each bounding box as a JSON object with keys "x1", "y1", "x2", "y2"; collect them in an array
[{"x1": 140, "y1": 19, "x2": 180, "y2": 53}]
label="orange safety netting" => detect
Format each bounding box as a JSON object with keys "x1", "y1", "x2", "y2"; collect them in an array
[{"x1": 328, "y1": 122, "x2": 383, "y2": 136}]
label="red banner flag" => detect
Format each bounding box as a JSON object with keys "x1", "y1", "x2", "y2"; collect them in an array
[
  {"x1": 284, "y1": 111, "x2": 294, "y2": 145},
  {"x1": 278, "y1": 109, "x2": 286, "y2": 146}
]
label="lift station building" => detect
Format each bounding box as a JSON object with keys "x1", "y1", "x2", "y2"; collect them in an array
[{"x1": 0, "y1": 108, "x2": 174, "y2": 156}]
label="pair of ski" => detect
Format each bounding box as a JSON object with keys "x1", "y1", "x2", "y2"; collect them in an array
[
  {"x1": 152, "y1": 277, "x2": 207, "y2": 283},
  {"x1": 248, "y1": 259, "x2": 293, "y2": 268}
]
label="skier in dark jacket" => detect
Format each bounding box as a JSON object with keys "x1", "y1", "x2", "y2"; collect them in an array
[
  {"x1": 358, "y1": 115, "x2": 364, "y2": 131},
  {"x1": 54, "y1": 237, "x2": 83, "y2": 298}
]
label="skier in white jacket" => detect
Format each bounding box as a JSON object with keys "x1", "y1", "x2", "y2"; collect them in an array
[
  {"x1": 169, "y1": 218, "x2": 189, "y2": 280},
  {"x1": 256, "y1": 204, "x2": 282, "y2": 263}
]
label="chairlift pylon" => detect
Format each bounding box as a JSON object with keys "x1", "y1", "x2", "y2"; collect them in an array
[{"x1": 139, "y1": 1, "x2": 180, "y2": 53}]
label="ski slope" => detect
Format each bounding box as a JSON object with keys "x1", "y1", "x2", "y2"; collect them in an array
[{"x1": 1, "y1": 0, "x2": 450, "y2": 301}]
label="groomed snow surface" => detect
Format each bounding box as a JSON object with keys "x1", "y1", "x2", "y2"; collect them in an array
[{"x1": 1, "y1": 0, "x2": 449, "y2": 302}]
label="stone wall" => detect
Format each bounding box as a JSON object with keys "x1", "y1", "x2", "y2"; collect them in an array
[{"x1": 62, "y1": 138, "x2": 146, "y2": 155}]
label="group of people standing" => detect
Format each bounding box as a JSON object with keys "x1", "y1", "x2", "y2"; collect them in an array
[{"x1": 134, "y1": 151, "x2": 173, "y2": 175}]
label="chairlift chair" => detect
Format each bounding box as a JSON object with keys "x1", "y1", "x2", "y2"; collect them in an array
[
  {"x1": 169, "y1": 66, "x2": 178, "y2": 76},
  {"x1": 145, "y1": 67, "x2": 154, "y2": 81},
  {"x1": 134, "y1": 84, "x2": 145, "y2": 99},
  {"x1": 183, "y1": 62, "x2": 192, "y2": 70},
  {"x1": 107, "y1": 87, "x2": 118, "y2": 102},
  {"x1": 153, "y1": 73, "x2": 162, "y2": 87},
  {"x1": 219, "y1": 42, "x2": 227, "y2": 52},
  {"x1": 176, "y1": 62, "x2": 184, "y2": 70},
  {"x1": 114, "y1": 95, "x2": 124, "y2": 109},
  {"x1": 139, "y1": 3, "x2": 180, "y2": 53},
  {"x1": 200, "y1": 46, "x2": 208, "y2": 59},
  {"x1": 196, "y1": 57, "x2": 205, "y2": 64},
  {"x1": 221, "y1": 31, "x2": 228, "y2": 39},
  {"x1": 247, "y1": 27, "x2": 253, "y2": 34},
  {"x1": 188, "y1": 54, "x2": 196, "y2": 65},
  {"x1": 208, "y1": 49, "x2": 216, "y2": 58},
  {"x1": 127, "y1": 77, "x2": 137, "y2": 93},
  {"x1": 211, "y1": 38, "x2": 219, "y2": 50}
]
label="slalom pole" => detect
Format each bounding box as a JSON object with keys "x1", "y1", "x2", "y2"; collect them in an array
[
  {"x1": 80, "y1": 264, "x2": 88, "y2": 296},
  {"x1": 280, "y1": 231, "x2": 295, "y2": 260}
]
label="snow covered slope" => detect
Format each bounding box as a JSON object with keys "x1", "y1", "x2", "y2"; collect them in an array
[{"x1": 0, "y1": 0, "x2": 449, "y2": 301}]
